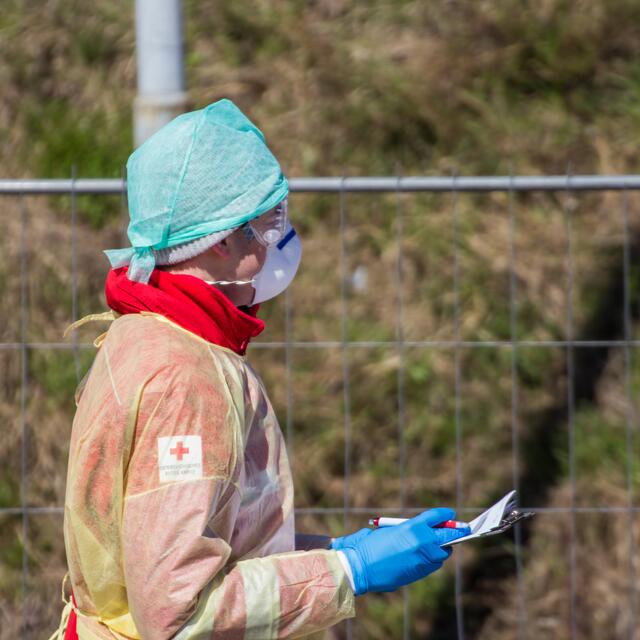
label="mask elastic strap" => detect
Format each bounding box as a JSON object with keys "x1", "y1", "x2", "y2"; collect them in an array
[{"x1": 205, "y1": 279, "x2": 255, "y2": 286}]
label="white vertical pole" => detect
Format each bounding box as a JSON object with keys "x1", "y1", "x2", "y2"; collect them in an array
[{"x1": 134, "y1": 0, "x2": 188, "y2": 147}]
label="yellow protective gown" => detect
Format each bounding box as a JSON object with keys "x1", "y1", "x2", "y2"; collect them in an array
[{"x1": 63, "y1": 313, "x2": 355, "y2": 639}]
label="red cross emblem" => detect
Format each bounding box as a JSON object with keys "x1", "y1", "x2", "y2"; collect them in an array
[{"x1": 170, "y1": 441, "x2": 190, "y2": 461}]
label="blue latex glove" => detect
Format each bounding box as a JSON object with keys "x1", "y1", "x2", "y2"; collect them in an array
[
  {"x1": 338, "y1": 508, "x2": 470, "y2": 595},
  {"x1": 330, "y1": 528, "x2": 373, "y2": 551}
]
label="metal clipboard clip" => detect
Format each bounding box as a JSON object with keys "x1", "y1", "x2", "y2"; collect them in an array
[{"x1": 481, "y1": 498, "x2": 535, "y2": 538}]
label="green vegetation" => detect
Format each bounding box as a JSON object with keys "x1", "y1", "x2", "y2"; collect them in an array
[{"x1": 23, "y1": 100, "x2": 130, "y2": 180}]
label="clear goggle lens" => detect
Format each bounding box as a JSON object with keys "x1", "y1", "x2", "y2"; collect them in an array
[{"x1": 242, "y1": 199, "x2": 288, "y2": 247}]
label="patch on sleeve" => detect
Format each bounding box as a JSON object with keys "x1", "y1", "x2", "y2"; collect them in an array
[{"x1": 157, "y1": 435, "x2": 203, "y2": 483}]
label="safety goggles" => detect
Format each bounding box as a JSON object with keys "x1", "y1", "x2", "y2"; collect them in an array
[{"x1": 242, "y1": 198, "x2": 288, "y2": 248}]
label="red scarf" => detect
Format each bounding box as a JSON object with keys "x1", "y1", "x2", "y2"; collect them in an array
[{"x1": 104, "y1": 267, "x2": 264, "y2": 355}]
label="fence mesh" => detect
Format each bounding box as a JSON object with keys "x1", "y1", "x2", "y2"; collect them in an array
[{"x1": 1, "y1": 176, "x2": 639, "y2": 639}]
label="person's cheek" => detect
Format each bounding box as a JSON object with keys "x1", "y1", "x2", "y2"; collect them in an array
[{"x1": 238, "y1": 251, "x2": 263, "y2": 281}]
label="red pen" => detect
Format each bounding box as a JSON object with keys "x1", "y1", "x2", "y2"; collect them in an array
[{"x1": 369, "y1": 517, "x2": 469, "y2": 529}]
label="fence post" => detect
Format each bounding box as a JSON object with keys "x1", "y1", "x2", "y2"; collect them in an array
[{"x1": 133, "y1": 0, "x2": 188, "y2": 147}]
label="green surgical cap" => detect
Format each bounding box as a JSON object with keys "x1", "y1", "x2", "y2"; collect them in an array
[{"x1": 104, "y1": 98, "x2": 289, "y2": 283}]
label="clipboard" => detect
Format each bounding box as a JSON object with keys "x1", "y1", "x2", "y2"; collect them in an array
[{"x1": 442, "y1": 490, "x2": 535, "y2": 547}]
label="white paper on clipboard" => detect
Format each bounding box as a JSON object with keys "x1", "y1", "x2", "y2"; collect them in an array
[{"x1": 442, "y1": 490, "x2": 517, "y2": 547}]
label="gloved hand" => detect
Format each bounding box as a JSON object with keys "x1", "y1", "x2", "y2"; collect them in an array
[
  {"x1": 338, "y1": 508, "x2": 469, "y2": 595},
  {"x1": 330, "y1": 528, "x2": 373, "y2": 551}
]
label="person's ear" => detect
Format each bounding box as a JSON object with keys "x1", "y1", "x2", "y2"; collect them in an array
[{"x1": 211, "y1": 238, "x2": 231, "y2": 258}]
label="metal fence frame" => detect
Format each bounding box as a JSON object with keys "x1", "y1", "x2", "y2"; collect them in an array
[{"x1": 2, "y1": 175, "x2": 639, "y2": 639}]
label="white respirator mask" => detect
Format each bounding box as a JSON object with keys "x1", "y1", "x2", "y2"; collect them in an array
[{"x1": 251, "y1": 222, "x2": 301, "y2": 304}]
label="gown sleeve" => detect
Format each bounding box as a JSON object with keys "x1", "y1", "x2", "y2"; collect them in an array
[{"x1": 121, "y1": 368, "x2": 355, "y2": 639}]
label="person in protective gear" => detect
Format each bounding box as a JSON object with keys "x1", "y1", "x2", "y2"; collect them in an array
[{"x1": 54, "y1": 99, "x2": 468, "y2": 640}]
